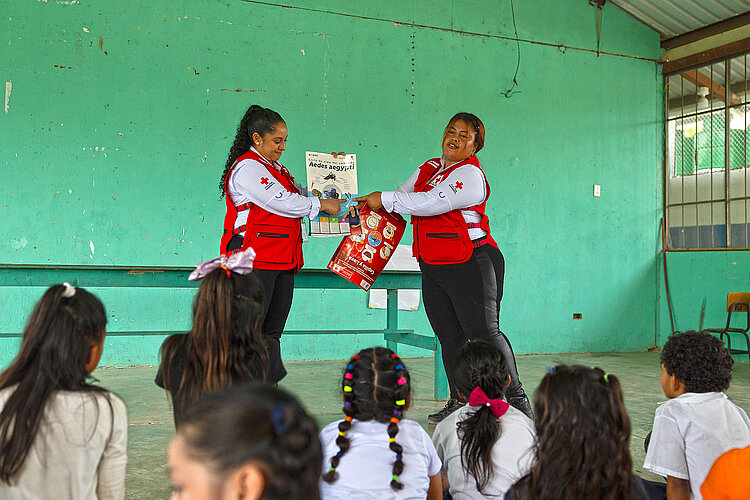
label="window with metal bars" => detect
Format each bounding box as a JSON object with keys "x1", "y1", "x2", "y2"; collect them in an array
[{"x1": 666, "y1": 53, "x2": 750, "y2": 249}]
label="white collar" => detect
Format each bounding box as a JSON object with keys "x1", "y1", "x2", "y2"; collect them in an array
[{"x1": 250, "y1": 146, "x2": 281, "y2": 170}]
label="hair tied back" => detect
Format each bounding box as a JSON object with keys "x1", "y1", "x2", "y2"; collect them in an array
[
  {"x1": 61, "y1": 282, "x2": 76, "y2": 299},
  {"x1": 271, "y1": 404, "x2": 291, "y2": 434}
]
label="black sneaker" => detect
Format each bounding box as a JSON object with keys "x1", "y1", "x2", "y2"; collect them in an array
[
  {"x1": 507, "y1": 393, "x2": 533, "y2": 420},
  {"x1": 428, "y1": 398, "x2": 462, "y2": 424}
]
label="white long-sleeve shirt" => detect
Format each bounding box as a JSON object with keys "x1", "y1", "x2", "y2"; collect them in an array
[
  {"x1": 227, "y1": 147, "x2": 321, "y2": 235},
  {"x1": 380, "y1": 157, "x2": 488, "y2": 240}
]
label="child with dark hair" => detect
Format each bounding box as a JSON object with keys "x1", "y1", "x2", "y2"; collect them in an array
[
  {"x1": 168, "y1": 382, "x2": 322, "y2": 500},
  {"x1": 0, "y1": 283, "x2": 127, "y2": 499},
  {"x1": 319, "y1": 347, "x2": 442, "y2": 499},
  {"x1": 506, "y1": 365, "x2": 656, "y2": 500},
  {"x1": 432, "y1": 341, "x2": 535, "y2": 499},
  {"x1": 156, "y1": 249, "x2": 269, "y2": 426},
  {"x1": 644, "y1": 330, "x2": 750, "y2": 500}
]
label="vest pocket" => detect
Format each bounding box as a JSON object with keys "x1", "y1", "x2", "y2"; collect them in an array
[
  {"x1": 425, "y1": 232, "x2": 459, "y2": 239},
  {"x1": 250, "y1": 224, "x2": 295, "y2": 265},
  {"x1": 419, "y1": 222, "x2": 472, "y2": 264}
]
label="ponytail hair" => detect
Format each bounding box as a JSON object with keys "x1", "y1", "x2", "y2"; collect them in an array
[
  {"x1": 453, "y1": 340, "x2": 509, "y2": 494},
  {"x1": 159, "y1": 268, "x2": 268, "y2": 423},
  {"x1": 516, "y1": 365, "x2": 633, "y2": 500},
  {"x1": 179, "y1": 383, "x2": 322, "y2": 500},
  {"x1": 0, "y1": 284, "x2": 109, "y2": 483},
  {"x1": 323, "y1": 347, "x2": 410, "y2": 490},
  {"x1": 219, "y1": 105, "x2": 285, "y2": 197}
]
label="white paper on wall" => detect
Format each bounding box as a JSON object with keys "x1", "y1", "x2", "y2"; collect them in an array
[{"x1": 368, "y1": 244, "x2": 420, "y2": 310}]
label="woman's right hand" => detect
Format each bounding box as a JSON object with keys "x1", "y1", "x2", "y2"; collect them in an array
[{"x1": 319, "y1": 198, "x2": 345, "y2": 215}]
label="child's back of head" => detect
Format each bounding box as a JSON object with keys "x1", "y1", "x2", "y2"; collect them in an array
[
  {"x1": 512, "y1": 365, "x2": 635, "y2": 500},
  {"x1": 158, "y1": 256, "x2": 269, "y2": 424},
  {"x1": 661, "y1": 330, "x2": 733, "y2": 393},
  {"x1": 0, "y1": 284, "x2": 126, "y2": 498},
  {"x1": 453, "y1": 340, "x2": 510, "y2": 493},
  {"x1": 171, "y1": 382, "x2": 321, "y2": 500},
  {"x1": 322, "y1": 346, "x2": 411, "y2": 490}
]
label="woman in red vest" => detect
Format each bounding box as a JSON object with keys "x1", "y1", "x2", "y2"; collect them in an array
[
  {"x1": 356, "y1": 113, "x2": 531, "y2": 423},
  {"x1": 219, "y1": 105, "x2": 342, "y2": 384}
]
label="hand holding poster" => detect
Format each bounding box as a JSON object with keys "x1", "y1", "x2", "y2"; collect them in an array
[
  {"x1": 306, "y1": 152, "x2": 359, "y2": 237},
  {"x1": 328, "y1": 205, "x2": 407, "y2": 291}
]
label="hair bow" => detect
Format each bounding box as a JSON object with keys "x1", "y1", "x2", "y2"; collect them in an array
[
  {"x1": 468, "y1": 386, "x2": 510, "y2": 418},
  {"x1": 188, "y1": 248, "x2": 256, "y2": 281}
]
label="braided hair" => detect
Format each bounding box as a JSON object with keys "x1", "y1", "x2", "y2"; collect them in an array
[
  {"x1": 219, "y1": 105, "x2": 285, "y2": 198},
  {"x1": 322, "y1": 347, "x2": 411, "y2": 490}
]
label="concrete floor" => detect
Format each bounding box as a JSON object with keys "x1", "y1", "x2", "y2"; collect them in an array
[{"x1": 97, "y1": 351, "x2": 750, "y2": 500}]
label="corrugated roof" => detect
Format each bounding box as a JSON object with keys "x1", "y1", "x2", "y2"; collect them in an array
[{"x1": 611, "y1": 0, "x2": 750, "y2": 39}]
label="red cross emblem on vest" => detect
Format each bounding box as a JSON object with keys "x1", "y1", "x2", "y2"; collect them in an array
[
  {"x1": 455, "y1": 181, "x2": 463, "y2": 190},
  {"x1": 261, "y1": 177, "x2": 269, "y2": 185}
]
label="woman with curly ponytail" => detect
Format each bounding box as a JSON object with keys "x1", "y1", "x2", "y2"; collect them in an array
[
  {"x1": 319, "y1": 347, "x2": 442, "y2": 499},
  {"x1": 167, "y1": 383, "x2": 321, "y2": 500},
  {"x1": 218, "y1": 105, "x2": 342, "y2": 384},
  {"x1": 432, "y1": 341, "x2": 535, "y2": 499}
]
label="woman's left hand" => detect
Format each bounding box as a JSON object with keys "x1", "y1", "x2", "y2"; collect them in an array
[{"x1": 354, "y1": 192, "x2": 383, "y2": 211}]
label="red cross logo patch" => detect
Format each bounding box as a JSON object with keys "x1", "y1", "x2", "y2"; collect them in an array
[
  {"x1": 455, "y1": 181, "x2": 463, "y2": 190},
  {"x1": 260, "y1": 177, "x2": 269, "y2": 185}
]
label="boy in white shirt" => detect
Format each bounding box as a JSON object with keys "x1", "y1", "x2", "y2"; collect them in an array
[{"x1": 644, "y1": 330, "x2": 750, "y2": 500}]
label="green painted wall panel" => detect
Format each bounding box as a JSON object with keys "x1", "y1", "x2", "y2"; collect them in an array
[
  {"x1": 2, "y1": 0, "x2": 663, "y2": 365},
  {"x1": 658, "y1": 252, "x2": 750, "y2": 348}
]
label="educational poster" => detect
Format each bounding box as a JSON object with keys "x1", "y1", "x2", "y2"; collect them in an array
[
  {"x1": 306, "y1": 151, "x2": 359, "y2": 237},
  {"x1": 328, "y1": 205, "x2": 407, "y2": 291}
]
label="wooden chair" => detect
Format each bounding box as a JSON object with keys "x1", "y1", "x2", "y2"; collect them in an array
[{"x1": 705, "y1": 292, "x2": 750, "y2": 361}]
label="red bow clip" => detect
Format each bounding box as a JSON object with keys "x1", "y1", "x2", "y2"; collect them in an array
[{"x1": 468, "y1": 386, "x2": 510, "y2": 418}]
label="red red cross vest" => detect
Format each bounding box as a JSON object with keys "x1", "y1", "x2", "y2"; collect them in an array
[
  {"x1": 411, "y1": 154, "x2": 498, "y2": 265},
  {"x1": 220, "y1": 150, "x2": 304, "y2": 272}
]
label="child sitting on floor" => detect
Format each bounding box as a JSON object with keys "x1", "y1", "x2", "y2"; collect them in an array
[
  {"x1": 644, "y1": 330, "x2": 750, "y2": 500},
  {"x1": 319, "y1": 347, "x2": 442, "y2": 499},
  {"x1": 168, "y1": 383, "x2": 322, "y2": 500},
  {"x1": 432, "y1": 340, "x2": 535, "y2": 499},
  {"x1": 156, "y1": 249, "x2": 269, "y2": 426},
  {"x1": 506, "y1": 365, "x2": 658, "y2": 500},
  {"x1": 0, "y1": 283, "x2": 127, "y2": 500}
]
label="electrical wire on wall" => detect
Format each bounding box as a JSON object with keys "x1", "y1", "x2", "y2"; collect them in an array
[
  {"x1": 500, "y1": 0, "x2": 521, "y2": 98},
  {"x1": 661, "y1": 218, "x2": 677, "y2": 335}
]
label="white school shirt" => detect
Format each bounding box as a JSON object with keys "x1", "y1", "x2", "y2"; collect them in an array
[
  {"x1": 319, "y1": 418, "x2": 441, "y2": 499},
  {"x1": 0, "y1": 387, "x2": 128, "y2": 500},
  {"x1": 432, "y1": 405, "x2": 536, "y2": 500},
  {"x1": 379, "y1": 157, "x2": 488, "y2": 240},
  {"x1": 227, "y1": 147, "x2": 321, "y2": 235},
  {"x1": 643, "y1": 392, "x2": 750, "y2": 500}
]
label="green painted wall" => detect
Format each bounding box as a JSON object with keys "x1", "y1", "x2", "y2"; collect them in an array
[
  {"x1": 1, "y1": 0, "x2": 664, "y2": 366},
  {"x1": 658, "y1": 252, "x2": 750, "y2": 348}
]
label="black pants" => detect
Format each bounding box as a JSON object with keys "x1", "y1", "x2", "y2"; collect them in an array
[
  {"x1": 420, "y1": 244, "x2": 524, "y2": 400},
  {"x1": 226, "y1": 235, "x2": 293, "y2": 384}
]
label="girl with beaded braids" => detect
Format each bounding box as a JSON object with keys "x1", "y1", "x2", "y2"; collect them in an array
[
  {"x1": 319, "y1": 347, "x2": 442, "y2": 499},
  {"x1": 432, "y1": 341, "x2": 535, "y2": 499},
  {"x1": 167, "y1": 382, "x2": 322, "y2": 500}
]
